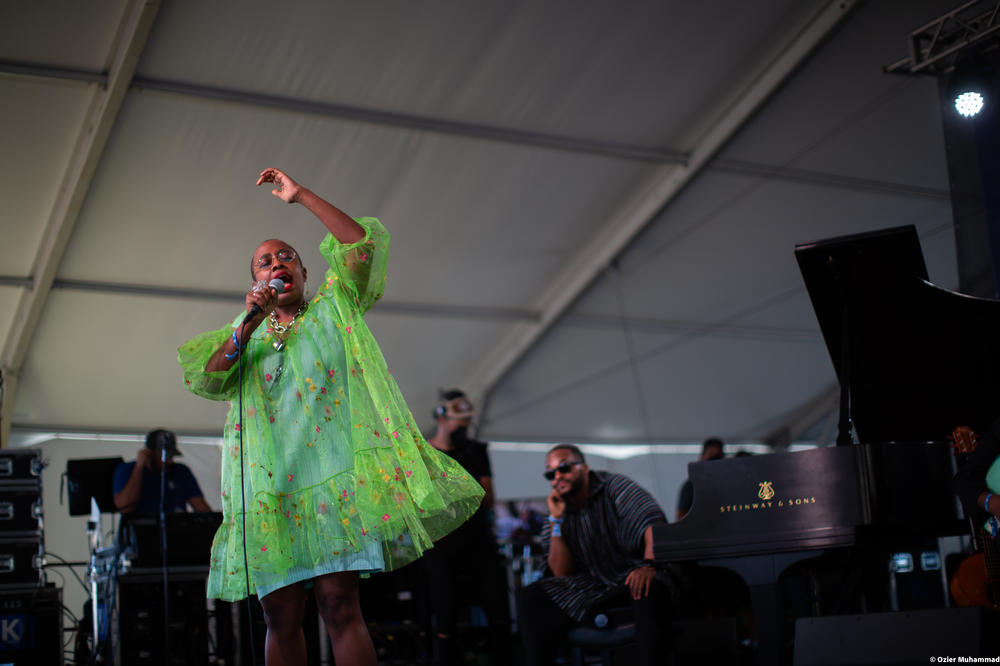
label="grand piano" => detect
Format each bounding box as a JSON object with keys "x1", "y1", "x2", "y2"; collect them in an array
[{"x1": 653, "y1": 225, "x2": 997, "y2": 663}]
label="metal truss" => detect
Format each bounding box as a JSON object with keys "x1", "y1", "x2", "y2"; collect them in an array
[{"x1": 885, "y1": 0, "x2": 1000, "y2": 75}]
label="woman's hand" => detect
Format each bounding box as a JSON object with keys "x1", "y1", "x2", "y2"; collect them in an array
[
  {"x1": 245, "y1": 280, "x2": 278, "y2": 325},
  {"x1": 257, "y1": 167, "x2": 303, "y2": 204},
  {"x1": 256, "y1": 167, "x2": 365, "y2": 243}
]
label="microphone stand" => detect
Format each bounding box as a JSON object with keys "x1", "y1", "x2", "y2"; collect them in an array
[
  {"x1": 159, "y1": 448, "x2": 170, "y2": 666},
  {"x1": 87, "y1": 507, "x2": 100, "y2": 664}
]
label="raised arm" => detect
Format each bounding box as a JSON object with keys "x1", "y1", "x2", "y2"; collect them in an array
[
  {"x1": 256, "y1": 167, "x2": 364, "y2": 244},
  {"x1": 546, "y1": 489, "x2": 574, "y2": 577},
  {"x1": 113, "y1": 448, "x2": 154, "y2": 513}
]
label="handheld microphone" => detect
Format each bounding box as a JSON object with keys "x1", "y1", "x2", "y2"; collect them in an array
[{"x1": 243, "y1": 278, "x2": 285, "y2": 324}]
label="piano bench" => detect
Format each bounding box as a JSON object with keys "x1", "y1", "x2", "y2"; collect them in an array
[{"x1": 567, "y1": 608, "x2": 636, "y2": 666}]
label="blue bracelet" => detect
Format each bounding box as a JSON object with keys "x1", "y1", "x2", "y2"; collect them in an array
[
  {"x1": 548, "y1": 515, "x2": 563, "y2": 538},
  {"x1": 225, "y1": 330, "x2": 245, "y2": 361},
  {"x1": 986, "y1": 493, "x2": 994, "y2": 515}
]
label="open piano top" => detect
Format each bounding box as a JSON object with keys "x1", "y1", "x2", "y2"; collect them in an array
[
  {"x1": 654, "y1": 225, "x2": 982, "y2": 562},
  {"x1": 652, "y1": 225, "x2": 987, "y2": 662}
]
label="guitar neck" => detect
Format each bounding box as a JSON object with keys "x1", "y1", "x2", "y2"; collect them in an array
[{"x1": 982, "y1": 527, "x2": 1000, "y2": 578}]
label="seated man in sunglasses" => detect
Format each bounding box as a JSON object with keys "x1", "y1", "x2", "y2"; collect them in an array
[{"x1": 517, "y1": 444, "x2": 677, "y2": 666}]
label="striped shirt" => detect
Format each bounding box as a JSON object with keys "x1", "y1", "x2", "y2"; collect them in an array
[{"x1": 538, "y1": 471, "x2": 667, "y2": 620}]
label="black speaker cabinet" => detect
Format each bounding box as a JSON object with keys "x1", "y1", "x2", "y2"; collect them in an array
[
  {"x1": 119, "y1": 573, "x2": 211, "y2": 666},
  {"x1": 794, "y1": 607, "x2": 1000, "y2": 665},
  {"x1": 0, "y1": 585, "x2": 62, "y2": 665}
]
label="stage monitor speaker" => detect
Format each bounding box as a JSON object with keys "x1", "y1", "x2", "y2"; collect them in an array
[
  {"x1": 0, "y1": 585, "x2": 62, "y2": 665},
  {"x1": 793, "y1": 607, "x2": 1000, "y2": 665},
  {"x1": 119, "y1": 577, "x2": 210, "y2": 666}
]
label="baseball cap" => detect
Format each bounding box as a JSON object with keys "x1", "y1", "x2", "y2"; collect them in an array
[{"x1": 145, "y1": 429, "x2": 181, "y2": 456}]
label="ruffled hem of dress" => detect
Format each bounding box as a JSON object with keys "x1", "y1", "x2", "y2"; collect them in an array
[{"x1": 206, "y1": 452, "x2": 484, "y2": 601}]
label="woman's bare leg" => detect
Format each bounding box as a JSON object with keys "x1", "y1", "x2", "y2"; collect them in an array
[
  {"x1": 313, "y1": 571, "x2": 376, "y2": 666},
  {"x1": 259, "y1": 582, "x2": 308, "y2": 666}
]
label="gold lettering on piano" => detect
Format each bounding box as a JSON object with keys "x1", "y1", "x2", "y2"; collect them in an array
[
  {"x1": 758, "y1": 481, "x2": 774, "y2": 500},
  {"x1": 719, "y1": 496, "x2": 816, "y2": 513}
]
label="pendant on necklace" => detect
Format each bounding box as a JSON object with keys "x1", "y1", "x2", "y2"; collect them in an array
[{"x1": 272, "y1": 340, "x2": 285, "y2": 352}]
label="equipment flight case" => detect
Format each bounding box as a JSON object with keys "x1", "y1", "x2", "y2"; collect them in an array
[{"x1": 0, "y1": 449, "x2": 44, "y2": 589}]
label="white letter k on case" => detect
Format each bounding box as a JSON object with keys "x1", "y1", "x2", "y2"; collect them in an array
[{"x1": 1, "y1": 617, "x2": 22, "y2": 643}]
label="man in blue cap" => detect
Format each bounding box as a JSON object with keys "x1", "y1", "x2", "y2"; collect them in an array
[{"x1": 112, "y1": 429, "x2": 211, "y2": 513}]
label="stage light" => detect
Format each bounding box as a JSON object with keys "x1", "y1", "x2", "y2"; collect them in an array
[
  {"x1": 955, "y1": 90, "x2": 984, "y2": 117},
  {"x1": 948, "y1": 59, "x2": 990, "y2": 118}
]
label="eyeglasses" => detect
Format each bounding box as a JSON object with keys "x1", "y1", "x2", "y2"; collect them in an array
[
  {"x1": 543, "y1": 461, "x2": 581, "y2": 481},
  {"x1": 254, "y1": 248, "x2": 297, "y2": 270}
]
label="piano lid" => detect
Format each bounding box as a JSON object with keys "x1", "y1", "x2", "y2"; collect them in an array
[{"x1": 796, "y1": 225, "x2": 1000, "y2": 444}]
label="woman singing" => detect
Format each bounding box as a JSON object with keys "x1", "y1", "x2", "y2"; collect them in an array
[{"x1": 178, "y1": 168, "x2": 484, "y2": 665}]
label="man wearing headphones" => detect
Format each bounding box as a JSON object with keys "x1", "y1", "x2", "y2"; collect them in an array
[
  {"x1": 424, "y1": 390, "x2": 511, "y2": 664},
  {"x1": 112, "y1": 429, "x2": 212, "y2": 514}
]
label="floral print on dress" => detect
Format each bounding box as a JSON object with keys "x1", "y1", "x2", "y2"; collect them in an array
[{"x1": 177, "y1": 218, "x2": 485, "y2": 602}]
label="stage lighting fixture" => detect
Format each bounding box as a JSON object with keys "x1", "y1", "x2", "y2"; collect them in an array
[
  {"x1": 955, "y1": 90, "x2": 985, "y2": 117},
  {"x1": 948, "y1": 59, "x2": 990, "y2": 118}
]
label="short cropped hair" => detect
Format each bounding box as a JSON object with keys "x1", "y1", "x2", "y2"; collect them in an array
[
  {"x1": 702, "y1": 437, "x2": 724, "y2": 453},
  {"x1": 250, "y1": 239, "x2": 304, "y2": 280},
  {"x1": 546, "y1": 443, "x2": 585, "y2": 464}
]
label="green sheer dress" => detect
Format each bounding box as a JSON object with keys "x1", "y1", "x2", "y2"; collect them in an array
[{"x1": 178, "y1": 218, "x2": 484, "y2": 601}]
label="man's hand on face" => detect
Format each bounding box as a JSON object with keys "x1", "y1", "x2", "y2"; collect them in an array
[
  {"x1": 547, "y1": 489, "x2": 566, "y2": 520},
  {"x1": 136, "y1": 447, "x2": 155, "y2": 470}
]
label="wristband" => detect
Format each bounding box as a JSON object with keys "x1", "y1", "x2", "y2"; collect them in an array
[
  {"x1": 986, "y1": 493, "x2": 994, "y2": 515},
  {"x1": 225, "y1": 330, "x2": 246, "y2": 361},
  {"x1": 548, "y1": 515, "x2": 563, "y2": 538}
]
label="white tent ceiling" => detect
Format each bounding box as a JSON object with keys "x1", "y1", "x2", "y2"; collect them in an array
[{"x1": 0, "y1": 0, "x2": 969, "y2": 446}]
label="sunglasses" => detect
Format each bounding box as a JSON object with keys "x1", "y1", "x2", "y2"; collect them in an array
[{"x1": 543, "y1": 461, "x2": 582, "y2": 481}]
